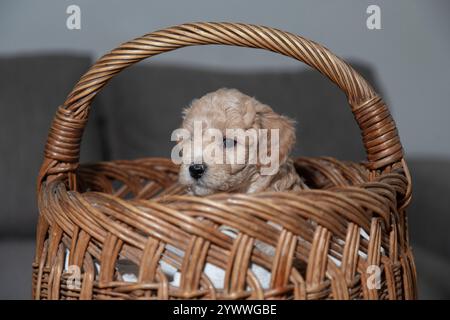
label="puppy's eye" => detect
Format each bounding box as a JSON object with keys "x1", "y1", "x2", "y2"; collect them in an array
[{"x1": 223, "y1": 137, "x2": 237, "y2": 148}]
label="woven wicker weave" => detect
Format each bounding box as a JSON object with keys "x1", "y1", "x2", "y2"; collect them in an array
[{"x1": 33, "y1": 22, "x2": 417, "y2": 300}]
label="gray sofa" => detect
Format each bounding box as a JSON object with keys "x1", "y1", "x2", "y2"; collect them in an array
[{"x1": 1, "y1": 54, "x2": 448, "y2": 299}]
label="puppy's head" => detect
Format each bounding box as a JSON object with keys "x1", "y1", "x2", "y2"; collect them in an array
[{"x1": 177, "y1": 88, "x2": 296, "y2": 195}]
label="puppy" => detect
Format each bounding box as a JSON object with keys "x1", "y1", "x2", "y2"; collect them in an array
[{"x1": 177, "y1": 88, "x2": 307, "y2": 196}]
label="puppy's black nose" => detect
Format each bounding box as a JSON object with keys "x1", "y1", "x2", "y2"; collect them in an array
[{"x1": 189, "y1": 164, "x2": 206, "y2": 179}]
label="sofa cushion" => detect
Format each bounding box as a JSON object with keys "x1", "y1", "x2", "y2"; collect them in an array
[
  {"x1": 408, "y1": 159, "x2": 450, "y2": 261},
  {"x1": 0, "y1": 239, "x2": 35, "y2": 299},
  {"x1": 0, "y1": 54, "x2": 105, "y2": 237}
]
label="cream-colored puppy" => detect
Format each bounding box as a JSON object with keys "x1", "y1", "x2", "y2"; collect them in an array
[{"x1": 177, "y1": 88, "x2": 307, "y2": 196}]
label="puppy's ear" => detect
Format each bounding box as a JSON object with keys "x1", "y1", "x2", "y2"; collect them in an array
[
  {"x1": 254, "y1": 101, "x2": 296, "y2": 164},
  {"x1": 242, "y1": 97, "x2": 257, "y2": 127}
]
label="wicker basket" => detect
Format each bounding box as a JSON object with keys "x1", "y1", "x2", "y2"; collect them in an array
[{"x1": 33, "y1": 22, "x2": 417, "y2": 300}]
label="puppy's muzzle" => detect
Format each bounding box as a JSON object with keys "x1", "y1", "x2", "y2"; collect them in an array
[{"x1": 189, "y1": 163, "x2": 207, "y2": 179}]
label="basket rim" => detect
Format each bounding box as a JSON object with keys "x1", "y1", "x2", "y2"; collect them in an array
[{"x1": 39, "y1": 156, "x2": 409, "y2": 237}]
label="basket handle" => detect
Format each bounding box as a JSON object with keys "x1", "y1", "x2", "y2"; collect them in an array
[{"x1": 40, "y1": 22, "x2": 403, "y2": 182}]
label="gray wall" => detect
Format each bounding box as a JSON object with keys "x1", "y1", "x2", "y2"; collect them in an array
[{"x1": 1, "y1": 0, "x2": 449, "y2": 158}]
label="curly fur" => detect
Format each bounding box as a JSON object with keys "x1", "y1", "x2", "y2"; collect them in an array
[{"x1": 178, "y1": 88, "x2": 307, "y2": 195}]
